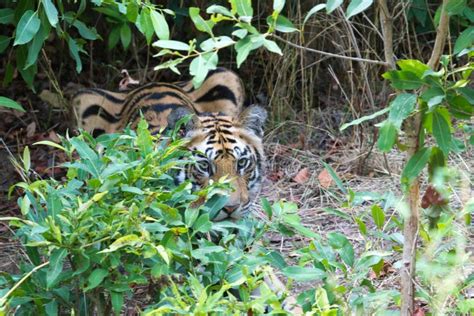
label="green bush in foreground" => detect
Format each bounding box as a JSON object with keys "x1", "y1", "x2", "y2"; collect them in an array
[
  {"x1": 1, "y1": 118, "x2": 472, "y2": 315},
  {"x1": 0, "y1": 121, "x2": 294, "y2": 314}
]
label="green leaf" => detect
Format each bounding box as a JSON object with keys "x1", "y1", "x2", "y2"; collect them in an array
[
  {"x1": 45, "y1": 301, "x2": 58, "y2": 316},
  {"x1": 73, "y1": 20, "x2": 99, "y2": 40},
  {"x1": 190, "y1": 52, "x2": 218, "y2": 88},
  {"x1": 100, "y1": 234, "x2": 142, "y2": 253},
  {"x1": 47, "y1": 248, "x2": 68, "y2": 288},
  {"x1": 371, "y1": 205, "x2": 385, "y2": 230},
  {"x1": 401, "y1": 147, "x2": 432, "y2": 187},
  {"x1": 268, "y1": 15, "x2": 298, "y2": 33},
  {"x1": 326, "y1": 0, "x2": 343, "y2": 14},
  {"x1": 235, "y1": 36, "x2": 252, "y2": 68},
  {"x1": 375, "y1": 119, "x2": 397, "y2": 151},
  {"x1": 108, "y1": 26, "x2": 120, "y2": 50},
  {"x1": 282, "y1": 266, "x2": 326, "y2": 282},
  {"x1": 25, "y1": 22, "x2": 49, "y2": 69},
  {"x1": 67, "y1": 37, "x2": 83, "y2": 73},
  {"x1": 263, "y1": 39, "x2": 282, "y2": 55},
  {"x1": 447, "y1": 95, "x2": 474, "y2": 119},
  {"x1": 382, "y1": 70, "x2": 425, "y2": 90},
  {"x1": 126, "y1": 1, "x2": 139, "y2": 22},
  {"x1": 304, "y1": 3, "x2": 326, "y2": 24},
  {"x1": 321, "y1": 161, "x2": 346, "y2": 194},
  {"x1": 200, "y1": 36, "x2": 235, "y2": 51},
  {"x1": 153, "y1": 40, "x2": 190, "y2": 51},
  {"x1": 185, "y1": 208, "x2": 199, "y2": 227},
  {"x1": 120, "y1": 23, "x2": 131, "y2": 49},
  {"x1": 387, "y1": 93, "x2": 417, "y2": 129},
  {"x1": 16, "y1": 45, "x2": 37, "y2": 90},
  {"x1": 193, "y1": 213, "x2": 212, "y2": 233},
  {"x1": 14, "y1": 10, "x2": 41, "y2": 46},
  {"x1": 397, "y1": 59, "x2": 430, "y2": 78},
  {"x1": 346, "y1": 0, "x2": 373, "y2": 19},
  {"x1": 421, "y1": 86, "x2": 445, "y2": 104},
  {"x1": 0, "y1": 96, "x2": 25, "y2": 112},
  {"x1": 205, "y1": 194, "x2": 229, "y2": 220},
  {"x1": 42, "y1": 0, "x2": 58, "y2": 27},
  {"x1": 446, "y1": 0, "x2": 467, "y2": 16},
  {"x1": 150, "y1": 9, "x2": 169, "y2": 40},
  {"x1": 432, "y1": 109, "x2": 452, "y2": 155},
  {"x1": 0, "y1": 35, "x2": 10, "y2": 54},
  {"x1": 70, "y1": 137, "x2": 101, "y2": 176},
  {"x1": 0, "y1": 8, "x2": 14, "y2": 25},
  {"x1": 261, "y1": 197, "x2": 273, "y2": 219},
  {"x1": 454, "y1": 26, "x2": 474, "y2": 55},
  {"x1": 206, "y1": 5, "x2": 233, "y2": 17},
  {"x1": 33, "y1": 140, "x2": 66, "y2": 151},
  {"x1": 110, "y1": 291, "x2": 124, "y2": 315},
  {"x1": 283, "y1": 213, "x2": 320, "y2": 238},
  {"x1": 234, "y1": 0, "x2": 253, "y2": 18},
  {"x1": 355, "y1": 217, "x2": 367, "y2": 235},
  {"x1": 23, "y1": 146, "x2": 30, "y2": 172},
  {"x1": 340, "y1": 107, "x2": 389, "y2": 131},
  {"x1": 189, "y1": 7, "x2": 214, "y2": 35},
  {"x1": 266, "y1": 251, "x2": 287, "y2": 270},
  {"x1": 273, "y1": 0, "x2": 285, "y2": 13},
  {"x1": 136, "y1": 8, "x2": 154, "y2": 45},
  {"x1": 428, "y1": 147, "x2": 446, "y2": 179},
  {"x1": 85, "y1": 269, "x2": 109, "y2": 291}
]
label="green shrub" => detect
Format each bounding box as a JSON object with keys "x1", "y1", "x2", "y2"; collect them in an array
[{"x1": 0, "y1": 120, "x2": 297, "y2": 314}]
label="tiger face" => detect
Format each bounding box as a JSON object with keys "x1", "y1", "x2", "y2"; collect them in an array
[{"x1": 177, "y1": 106, "x2": 267, "y2": 221}]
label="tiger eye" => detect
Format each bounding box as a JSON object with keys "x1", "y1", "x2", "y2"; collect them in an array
[{"x1": 237, "y1": 158, "x2": 248, "y2": 169}]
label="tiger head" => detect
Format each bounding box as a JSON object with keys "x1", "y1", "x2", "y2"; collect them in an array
[{"x1": 173, "y1": 106, "x2": 267, "y2": 221}]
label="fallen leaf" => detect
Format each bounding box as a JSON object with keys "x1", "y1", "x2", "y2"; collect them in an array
[
  {"x1": 318, "y1": 169, "x2": 333, "y2": 188},
  {"x1": 293, "y1": 168, "x2": 310, "y2": 184},
  {"x1": 413, "y1": 307, "x2": 426, "y2": 316},
  {"x1": 421, "y1": 185, "x2": 447, "y2": 209},
  {"x1": 48, "y1": 131, "x2": 61, "y2": 143},
  {"x1": 26, "y1": 122, "x2": 36, "y2": 138},
  {"x1": 267, "y1": 170, "x2": 284, "y2": 182},
  {"x1": 39, "y1": 90, "x2": 64, "y2": 108}
]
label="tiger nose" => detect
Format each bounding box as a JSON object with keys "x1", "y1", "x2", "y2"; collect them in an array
[{"x1": 224, "y1": 205, "x2": 239, "y2": 213}]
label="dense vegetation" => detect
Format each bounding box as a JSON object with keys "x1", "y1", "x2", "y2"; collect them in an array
[{"x1": 0, "y1": 0, "x2": 472, "y2": 314}]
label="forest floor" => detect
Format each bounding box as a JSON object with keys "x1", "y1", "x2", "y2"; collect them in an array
[{"x1": 0, "y1": 82, "x2": 473, "y2": 314}]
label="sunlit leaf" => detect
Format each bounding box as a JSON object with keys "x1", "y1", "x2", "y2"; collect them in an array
[
  {"x1": 346, "y1": 0, "x2": 373, "y2": 19},
  {"x1": 0, "y1": 96, "x2": 25, "y2": 112},
  {"x1": 14, "y1": 10, "x2": 41, "y2": 46}
]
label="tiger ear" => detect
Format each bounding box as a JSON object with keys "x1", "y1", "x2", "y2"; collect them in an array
[
  {"x1": 167, "y1": 107, "x2": 200, "y2": 133},
  {"x1": 237, "y1": 105, "x2": 267, "y2": 138}
]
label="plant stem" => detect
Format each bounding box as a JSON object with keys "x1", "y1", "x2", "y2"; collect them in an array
[
  {"x1": 400, "y1": 1, "x2": 450, "y2": 314},
  {"x1": 272, "y1": 34, "x2": 389, "y2": 66},
  {"x1": 0, "y1": 261, "x2": 49, "y2": 302},
  {"x1": 377, "y1": 0, "x2": 395, "y2": 69}
]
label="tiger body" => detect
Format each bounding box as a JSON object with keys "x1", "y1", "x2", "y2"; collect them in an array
[
  {"x1": 73, "y1": 68, "x2": 245, "y2": 136},
  {"x1": 72, "y1": 68, "x2": 266, "y2": 221}
]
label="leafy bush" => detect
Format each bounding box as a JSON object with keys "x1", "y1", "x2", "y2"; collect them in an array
[{"x1": 0, "y1": 120, "x2": 294, "y2": 314}]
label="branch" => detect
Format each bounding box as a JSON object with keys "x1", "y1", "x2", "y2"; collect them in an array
[
  {"x1": 400, "y1": 1, "x2": 450, "y2": 315},
  {"x1": 377, "y1": 0, "x2": 395, "y2": 69},
  {"x1": 428, "y1": 1, "x2": 450, "y2": 68},
  {"x1": 272, "y1": 34, "x2": 389, "y2": 66}
]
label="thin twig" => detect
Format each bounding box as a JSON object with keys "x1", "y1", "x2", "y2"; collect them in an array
[{"x1": 272, "y1": 34, "x2": 389, "y2": 66}]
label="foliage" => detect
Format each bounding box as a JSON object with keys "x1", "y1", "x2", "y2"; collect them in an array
[
  {"x1": 0, "y1": 0, "x2": 392, "y2": 91},
  {"x1": 1, "y1": 120, "x2": 277, "y2": 314},
  {"x1": 0, "y1": 120, "x2": 332, "y2": 314},
  {"x1": 380, "y1": 57, "x2": 473, "y2": 192}
]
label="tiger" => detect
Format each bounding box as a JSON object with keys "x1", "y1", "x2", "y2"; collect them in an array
[
  {"x1": 72, "y1": 68, "x2": 266, "y2": 221},
  {"x1": 73, "y1": 68, "x2": 245, "y2": 137}
]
